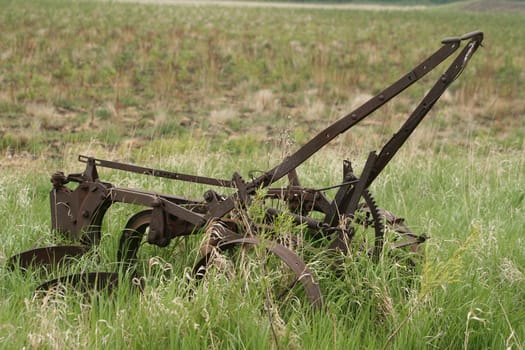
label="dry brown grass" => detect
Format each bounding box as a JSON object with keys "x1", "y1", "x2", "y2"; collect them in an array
[{"x1": 0, "y1": 1, "x2": 523, "y2": 157}]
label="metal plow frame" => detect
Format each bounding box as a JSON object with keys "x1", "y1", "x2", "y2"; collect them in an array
[{"x1": 9, "y1": 31, "x2": 483, "y2": 310}]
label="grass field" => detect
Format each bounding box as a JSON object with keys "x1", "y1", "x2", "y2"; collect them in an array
[{"x1": 1, "y1": 0, "x2": 524, "y2": 349}]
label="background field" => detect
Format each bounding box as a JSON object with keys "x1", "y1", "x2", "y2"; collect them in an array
[{"x1": 0, "y1": 0, "x2": 524, "y2": 349}]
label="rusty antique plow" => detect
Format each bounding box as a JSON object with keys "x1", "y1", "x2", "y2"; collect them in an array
[{"x1": 9, "y1": 31, "x2": 483, "y2": 311}]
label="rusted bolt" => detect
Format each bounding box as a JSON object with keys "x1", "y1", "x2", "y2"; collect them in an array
[
  {"x1": 50, "y1": 172, "x2": 69, "y2": 188},
  {"x1": 151, "y1": 198, "x2": 162, "y2": 207},
  {"x1": 82, "y1": 210, "x2": 90, "y2": 218},
  {"x1": 204, "y1": 191, "x2": 214, "y2": 202},
  {"x1": 147, "y1": 229, "x2": 159, "y2": 243}
]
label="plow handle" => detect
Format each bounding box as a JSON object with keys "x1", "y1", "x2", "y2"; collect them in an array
[
  {"x1": 441, "y1": 30, "x2": 483, "y2": 44},
  {"x1": 204, "y1": 31, "x2": 484, "y2": 220}
]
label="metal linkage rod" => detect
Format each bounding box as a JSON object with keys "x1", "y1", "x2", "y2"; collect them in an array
[
  {"x1": 78, "y1": 155, "x2": 235, "y2": 188},
  {"x1": 367, "y1": 32, "x2": 483, "y2": 186}
]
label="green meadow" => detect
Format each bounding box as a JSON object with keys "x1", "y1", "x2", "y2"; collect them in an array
[{"x1": 0, "y1": 0, "x2": 524, "y2": 348}]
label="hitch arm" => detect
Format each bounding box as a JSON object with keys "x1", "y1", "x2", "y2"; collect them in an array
[
  {"x1": 264, "y1": 31, "x2": 483, "y2": 188},
  {"x1": 366, "y1": 32, "x2": 484, "y2": 186},
  {"x1": 206, "y1": 32, "x2": 483, "y2": 220},
  {"x1": 258, "y1": 40, "x2": 459, "y2": 186}
]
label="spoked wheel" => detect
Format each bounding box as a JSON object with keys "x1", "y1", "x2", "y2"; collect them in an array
[{"x1": 193, "y1": 235, "x2": 323, "y2": 315}]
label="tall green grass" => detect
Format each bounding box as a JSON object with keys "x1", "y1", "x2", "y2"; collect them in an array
[{"x1": 1, "y1": 140, "x2": 523, "y2": 349}]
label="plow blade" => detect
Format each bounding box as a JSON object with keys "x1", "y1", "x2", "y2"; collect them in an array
[
  {"x1": 36, "y1": 271, "x2": 120, "y2": 293},
  {"x1": 8, "y1": 245, "x2": 89, "y2": 271}
]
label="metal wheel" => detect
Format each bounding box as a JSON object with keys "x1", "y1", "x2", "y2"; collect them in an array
[
  {"x1": 193, "y1": 234, "x2": 323, "y2": 313},
  {"x1": 117, "y1": 209, "x2": 199, "y2": 282},
  {"x1": 117, "y1": 209, "x2": 153, "y2": 269}
]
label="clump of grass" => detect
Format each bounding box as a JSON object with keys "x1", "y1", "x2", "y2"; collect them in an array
[{"x1": 1, "y1": 140, "x2": 524, "y2": 348}]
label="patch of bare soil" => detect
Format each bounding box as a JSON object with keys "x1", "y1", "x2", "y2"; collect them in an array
[
  {"x1": 460, "y1": 0, "x2": 525, "y2": 12},
  {"x1": 104, "y1": 0, "x2": 427, "y2": 11}
]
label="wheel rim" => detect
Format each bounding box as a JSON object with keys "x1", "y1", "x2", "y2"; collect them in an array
[
  {"x1": 117, "y1": 209, "x2": 152, "y2": 268},
  {"x1": 193, "y1": 236, "x2": 323, "y2": 311}
]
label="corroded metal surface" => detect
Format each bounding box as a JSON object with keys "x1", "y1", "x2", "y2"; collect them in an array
[{"x1": 8, "y1": 246, "x2": 88, "y2": 270}]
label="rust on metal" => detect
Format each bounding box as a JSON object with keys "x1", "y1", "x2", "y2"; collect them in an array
[
  {"x1": 194, "y1": 236, "x2": 323, "y2": 310},
  {"x1": 8, "y1": 245, "x2": 88, "y2": 270},
  {"x1": 36, "y1": 272, "x2": 121, "y2": 293}
]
